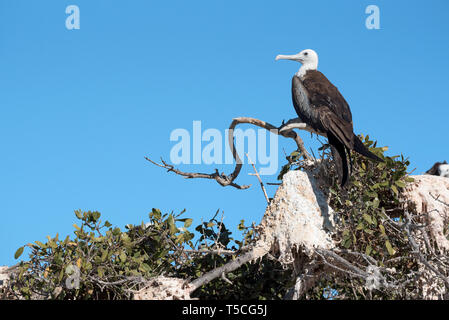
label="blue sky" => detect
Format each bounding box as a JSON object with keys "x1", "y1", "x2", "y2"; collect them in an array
[{"x1": 1, "y1": 0, "x2": 448, "y2": 266}]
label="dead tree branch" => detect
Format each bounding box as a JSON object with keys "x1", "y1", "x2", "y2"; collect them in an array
[
  {"x1": 246, "y1": 153, "x2": 270, "y2": 204},
  {"x1": 146, "y1": 116, "x2": 315, "y2": 190},
  {"x1": 401, "y1": 210, "x2": 449, "y2": 288},
  {"x1": 144, "y1": 156, "x2": 251, "y2": 189},
  {"x1": 187, "y1": 242, "x2": 270, "y2": 293}
]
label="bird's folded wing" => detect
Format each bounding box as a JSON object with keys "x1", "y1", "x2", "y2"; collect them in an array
[
  {"x1": 317, "y1": 107, "x2": 354, "y2": 149},
  {"x1": 302, "y1": 71, "x2": 353, "y2": 124}
]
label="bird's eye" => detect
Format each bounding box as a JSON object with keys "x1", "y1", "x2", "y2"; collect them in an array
[{"x1": 304, "y1": 52, "x2": 308, "y2": 56}]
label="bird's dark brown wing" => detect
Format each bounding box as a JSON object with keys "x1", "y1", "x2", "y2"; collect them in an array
[
  {"x1": 302, "y1": 70, "x2": 353, "y2": 124},
  {"x1": 316, "y1": 106, "x2": 354, "y2": 149},
  {"x1": 301, "y1": 71, "x2": 383, "y2": 163}
]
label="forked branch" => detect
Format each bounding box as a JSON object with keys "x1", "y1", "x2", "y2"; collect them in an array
[{"x1": 146, "y1": 116, "x2": 315, "y2": 189}]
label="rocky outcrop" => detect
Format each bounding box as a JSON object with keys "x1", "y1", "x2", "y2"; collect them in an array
[
  {"x1": 183, "y1": 169, "x2": 336, "y2": 298},
  {"x1": 403, "y1": 175, "x2": 449, "y2": 252},
  {"x1": 133, "y1": 276, "x2": 192, "y2": 300},
  {"x1": 258, "y1": 170, "x2": 336, "y2": 265},
  {"x1": 402, "y1": 175, "x2": 449, "y2": 299},
  {"x1": 0, "y1": 266, "x2": 10, "y2": 288}
]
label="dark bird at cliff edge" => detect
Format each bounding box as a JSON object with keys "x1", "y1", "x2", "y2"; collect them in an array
[{"x1": 276, "y1": 49, "x2": 383, "y2": 187}]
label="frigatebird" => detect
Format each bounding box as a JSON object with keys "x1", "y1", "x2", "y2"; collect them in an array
[
  {"x1": 276, "y1": 49, "x2": 382, "y2": 187},
  {"x1": 426, "y1": 161, "x2": 449, "y2": 178}
]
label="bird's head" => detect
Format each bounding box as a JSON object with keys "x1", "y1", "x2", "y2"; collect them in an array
[{"x1": 275, "y1": 49, "x2": 318, "y2": 75}]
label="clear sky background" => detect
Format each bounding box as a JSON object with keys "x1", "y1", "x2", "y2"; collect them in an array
[{"x1": 1, "y1": 0, "x2": 448, "y2": 266}]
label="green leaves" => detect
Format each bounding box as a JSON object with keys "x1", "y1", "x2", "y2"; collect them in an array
[
  {"x1": 75, "y1": 210, "x2": 83, "y2": 219},
  {"x1": 394, "y1": 180, "x2": 406, "y2": 188},
  {"x1": 91, "y1": 211, "x2": 101, "y2": 222},
  {"x1": 277, "y1": 150, "x2": 303, "y2": 180},
  {"x1": 11, "y1": 208, "x2": 205, "y2": 300},
  {"x1": 100, "y1": 249, "x2": 108, "y2": 262},
  {"x1": 379, "y1": 224, "x2": 386, "y2": 236},
  {"x1": 365, "y1": 245, "x2": 372, "y2": 256},
  {"x1": 363, "y1": 213, "x2": 374, "y2": 225},
  {"x1": 341, "y1": 230, "x2": 353, "y2": 249},
  {"x1": 150, "y1": 208, "x2": 162, "y2": 220},
  {"x1": 326, "y1": 134, "x2": 409, "y2": 296},
  {"x1": 14, "y1": 246, "x2": 24, "y2": 259},
  {"x1": 167, "y1": 214, "x2": 178, "y2": 235},
  {"x1": 385, "y1": 240, "x2": 396, "y2": 256},
  {"x1": 183, "y1": 218, "x2": 193, "y2": 228},
  {"x1": 34, "y1": 241, "x2": 47, "y2": 248},
  {"x1": 119, "y1": 251, "x2": 127, "y2": 263},
  {"x1": 391, "y1": 184, "x2": 399, "y2": 197}
]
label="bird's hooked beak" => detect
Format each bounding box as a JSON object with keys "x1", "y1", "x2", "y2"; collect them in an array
[{"x1": 275, "y1": 53, "x2": 303, "y2": 63}]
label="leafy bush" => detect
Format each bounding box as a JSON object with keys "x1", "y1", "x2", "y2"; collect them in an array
[
  {"x1": 8, "y1": 208, "x2": 292, "y2": 300},
  {"x1": 10, "y1": 209, "x2": 196, "y2": 299}
]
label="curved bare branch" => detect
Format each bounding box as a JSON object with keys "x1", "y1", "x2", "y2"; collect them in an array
[{"x1": 146, "y1": 116, "x2": 315, "y2": 189}]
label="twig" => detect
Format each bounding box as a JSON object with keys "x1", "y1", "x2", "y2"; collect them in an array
[
  {"x1": 430, "y1": 192, "x2": 449, "y2": 208},
  {"x1": 184, "y1": 249, "x2": 236, "y2": 256},
  {"x1": 144, "y1": 156, "x2": 251, "y2": 190},
  {"x1": 402, "y1": 211, "x2": 449, "y2": 288},
  {"x1": 246, "y1": 153, "x2": 270, "y2": 204},
  {"x1": 221, "y1": 272, "x2": 233, "y2": 285},
  {"x1": 315, "y1": 249, "x2": 367, "y2": 279}
]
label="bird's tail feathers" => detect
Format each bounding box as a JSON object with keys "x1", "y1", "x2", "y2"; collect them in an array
[
  {"x1": 352, "y1": 135, "x2": 383, "y2": 162},
  {"x1": 328, "y1": 134, "x2": 350, "y2": 188}
]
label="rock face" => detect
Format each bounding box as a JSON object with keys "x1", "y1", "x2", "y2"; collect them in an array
[
  {"x1": 403, "y1": 175, "x2": 449, "y2": 252},
  {"x1": 133, "y1": 276, "x2": 192, "y2": 300},
  {"x1": 259, "y1": 170, "x2": 336, "y2": 265},
  {"x1": 403, "y1": 175, "x2": 449, "y2": 299},
  {"x1": 0, "y1": 266, "x2": 10, "y2": 288}
]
